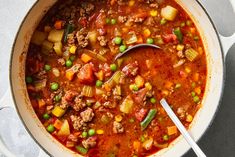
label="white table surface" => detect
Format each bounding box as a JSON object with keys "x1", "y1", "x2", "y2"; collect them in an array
[{"x1": 0, "y1": 0, "x2": 234, "y2": 157}]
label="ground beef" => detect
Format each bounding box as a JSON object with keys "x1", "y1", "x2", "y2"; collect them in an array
[
  {"x1": 60, "y1": 90, "x2": 78, "y2": 109},
  {"x1": 150, "y1": 3, "x2": 159, "y2": 8},
  {"x1": 118, "y1": 16, "x2": 127, "y2": 23},
  {"x1": 177, "y1": 107, "x2": 186, "y2": 120},
  {"x1": 67, "y1": 134, "x2": 78, "y2": 142},
  {"x1": 70, "y1": 115, "x2": 87, "y2": 130},
  {"x1": 67, "y1": 33, "x2": 75, "y2": 45},
  {"x1": 99, "y1": 63, "x2": 112, "y2": 77},
  {"x1": 80, "y1": 107, "x2": 94, "y2": 122},
  {"x1": 76, "y1": 28, "x2": 89, "y2": 48},
  {"x1": 113, "y1": 121, "x2": 124, "y2": 133},
  {"x1": 72, "y1": 96, "x2": 86, "y2": 111},
  {"x1": 58, "y1": 58, "x2": 65, "y2": 66},
  {"x1": 35, "y1": 70, "x2": 47, "y2": 79},
  {"x1": 103, "y1": 101, "x2": 116, "y2": 108},
  {"x1": 68, "y1": 64, "x2": 81, "y2": 73},
  {"x1": 80, "y1": 2, "x2": 95, "y2": 16},
  {"x1": 97, "y1": 36, "x2": 108, "y2": 46},
  {"x1": 122, "y1": 61, "x2": 139, "y2": 77},
  {"x1": 82, "y1": 136, "x2": 97, "y2": 149}
]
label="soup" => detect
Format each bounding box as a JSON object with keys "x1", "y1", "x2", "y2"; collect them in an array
[{"x1": 25, "y1": 0, "x2": 207, "y2": 156}]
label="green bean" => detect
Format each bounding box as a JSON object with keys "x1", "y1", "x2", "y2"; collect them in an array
[
  {"x1": 173, "y1": 27, "x2": 183, "y2": 43},
  {"x1": 140, "y1": 109, "x2": 157, "y2": 131},
  {"x1": 76, "y1": 146, "x2": 88, "y2": 155}
]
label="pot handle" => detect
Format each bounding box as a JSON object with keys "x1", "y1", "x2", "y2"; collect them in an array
[
  {"x1": 0, "y1": 88, "x2": 14, "y2": 110},
  {"x1": 219, "y1": 0, "x2": 235, "y2": 58},
  {"x1": 0, "y1": 89, "x2": 15, "y2": 156},
  {"x1": 0, "y1": 89, "x2": 49, "y2": 157}
]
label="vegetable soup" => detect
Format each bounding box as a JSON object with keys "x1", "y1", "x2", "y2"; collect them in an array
[{"x1": 25, "y1": 0, "x2": 207, "y2": 156}]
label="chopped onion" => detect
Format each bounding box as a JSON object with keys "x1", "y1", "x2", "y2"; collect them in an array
[
  {"x1": 126, "y1": 31, "x2": 138, "y2": 44},
  {"x1": 52, "y1": 68, "x2": 60, "y2": 77}
]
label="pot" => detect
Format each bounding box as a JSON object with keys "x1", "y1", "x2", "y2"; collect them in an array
[{"x1": 1, "y1": 0, "x2": 235, "y2": 156}]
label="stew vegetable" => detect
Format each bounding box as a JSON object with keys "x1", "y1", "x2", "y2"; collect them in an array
[{"x1": 26, "y1": 0, "x2": 207, "y2": 156}]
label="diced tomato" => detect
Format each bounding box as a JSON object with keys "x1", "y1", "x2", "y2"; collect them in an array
[
  {"x1": 77, "y1": 63, "x2": 94, "y2": 84},
  {"x1": 132, "y1": 88, "x2": 148, "y2": 104},
  {"x1": 162, "y1": 34, "x2": 177, "y2": 43},
  {"x1": 135, "y1": 108, "x2": 148, "y2": 121},
  {"x1": 79, "y1": 17, "x2": 88, "y2": 27}
]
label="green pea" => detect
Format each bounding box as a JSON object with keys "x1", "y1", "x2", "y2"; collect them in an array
[
  {"x1": 191, "y1": 91, "x2": 196, "y2": 97},
  {"x1": 43, "y1": 113, "x2": 50, "y2": 120},
  {"x1": 69, "y1": 55, "x2": 76, "y2": 61},
  {"x1": 110, "y1": 64, "x2": 117, "y2": 71},
  {"x1": 96, "y1": 80, "x2": 103, "y2": 87},
  {"x1": 65, "y1": 60, "x2": 73, "y2": 67},
  {"x1": 44, "y1": 64, "x2": 51, "y2": 71},
  {"x1": 193, "y1": 96, "x2": 200, "y2": 103},
  {"x1": 146, "y1": 38, "x2": 154, "y2": 44},
  {"x1": 140, "y1": 135, "x2": 145, "y2": 142},
  {"x1": 88, "y1": 129, "x2": 95, "y2": 136},
  {"x1": 47, "y1": 124, "x2": 55, "y2": 133},
  {"x1": 106, "y1": 18, "x2": 110, "y2": 24},
  {"x1": 54, "y1": 95, "x2": 61, "y2": 102},
  {"x1": 194, "y1": 36, "x2": 199, "y2": 41},
  {"x1": 51, "y1": 82, "x2": 59, "y2": 91},
  {"x1": 111, "y1": 18, "x2": 116, "y2": 25},
  {"x1": 119, "y1": 45, "x2": 127, "y2": 53},
  {"x1": 82, "y1": 131, "x2": 88, "y2": 138},
  {"x1": 132, "y1": 84, "x2": 139, "y2": 91},
  {"x1": 160, "y1": 18, "x2": 167, "y2": 25},
  {"x1": 163, "y1": 134, "x2": 169, "y2": 141},
  {"x1": 150, "y1": 97, "x2": 156, "y2": 104},
  {"x1": 114, "y1": 37, "x2": 122, "y2": 45},
  {"x1": 26, "y1": 76, "x2": 33, "y2": 84}
]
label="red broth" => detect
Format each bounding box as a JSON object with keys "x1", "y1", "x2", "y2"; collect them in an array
[{"x1": 25, "y1": 0, "x2": 207, "y2": 156}]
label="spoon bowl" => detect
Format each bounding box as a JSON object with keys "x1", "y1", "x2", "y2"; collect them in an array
[{"x1": 114, "y1": 44, "x2": 161, "y2": 61}]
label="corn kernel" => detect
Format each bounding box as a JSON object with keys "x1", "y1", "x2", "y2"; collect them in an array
[
  {"x1": 194, "y1": 87, "x2": 201, "y2": 95},
  {"x1": 145, "y1": 82, "x2": 152, "y2": 90},
  {"x1": 129, "y1": 0, "x2": 135, "y2": 6},
  {"x1": 185, "y1": 66, "x2": 191, "y2": 73},
  {"x1": 186, "y1": 114, "x2": 193, "y2": 122},
  {"x1": 69, "y1": 45, "x2": 77, "y2": 54},
  {"x1": 162, "y1": 90, "x2": 169, "y2": 96},
  {"x1": 176, "y1": 44, "x2": 184, "y2": 51},
  {"x1": 96, "y1": 129, "x2": 104, "y2": 135},
  {"x1": 135, "y1": 75, "x2": 144, "y2": 88},
  {"x1": 143, "y1": 28, "x2": 151, "y2": 38},
  {"x1": 150, "y1": 10, "x2": 158, "y2": 17},
  {"x1": 115, "y1": 115, "x2": 123, "y2": 122},
  {"x1": 198, "y1": 47, "x2": 203, "y2": 55}
]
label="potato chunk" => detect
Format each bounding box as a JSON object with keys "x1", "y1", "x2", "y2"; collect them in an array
[{"x1": 161, "y1": 6, "x2": 178, "y2": 21}]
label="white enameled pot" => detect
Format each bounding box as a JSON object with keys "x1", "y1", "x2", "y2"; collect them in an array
[{"x1": 1, "y1": 0, "x2": 235, "y2": 157}]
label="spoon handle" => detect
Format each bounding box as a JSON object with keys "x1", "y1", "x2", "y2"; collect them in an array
[{"x1": 160, "y1": 98, "x2": 206, "y2": 157}]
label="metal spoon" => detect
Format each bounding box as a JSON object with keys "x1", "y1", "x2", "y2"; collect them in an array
[
  {"x1": 114, "y1": 44, "x2": 160, "y2": 60},
  {"x1": 160, "y1": 98, "x2": 206, "y2": 157}
]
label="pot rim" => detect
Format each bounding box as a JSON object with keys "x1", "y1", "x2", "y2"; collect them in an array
[{"x1": 9, "y1": 0, "x2": 225, "y2": 156}]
